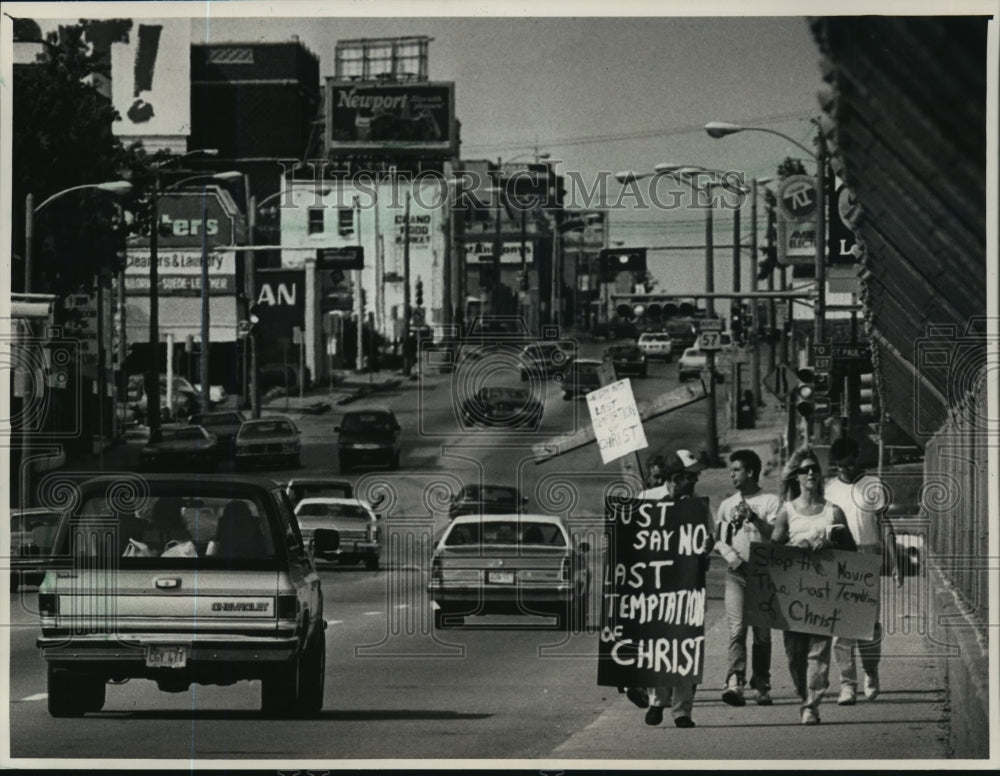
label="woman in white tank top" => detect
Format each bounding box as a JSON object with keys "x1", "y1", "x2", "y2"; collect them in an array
[{"x1": 771, "y1": 447, "x2": 854, "y2": 725}]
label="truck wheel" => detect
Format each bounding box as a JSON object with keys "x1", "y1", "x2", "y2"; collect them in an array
[
  {"x1": 47, "y1": 665, "x2": 91, "y2": 717},
  {"x1": 298, "y1": 628, "x2": 326, "y2": 715},
  {"x1": 261, "y1": 658, "x2": 300, "y2": 716},
  {"x1": 365, "y1": 555, "x2": 380, "y2": 571}
]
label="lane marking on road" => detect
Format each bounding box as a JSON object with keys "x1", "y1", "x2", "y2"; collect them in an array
[
  {"x1": 325, "y1": 619, "x2": 344, "y2": 625},
  {"x1": 21, "y1": 693, "x2": 47, "y2": 702},
  {"x1": 362, "y1": 611, "x2": 383, "y2": 616},
  {"x1": 394, "y1": 604, "x2": 410, "y2": 609}
]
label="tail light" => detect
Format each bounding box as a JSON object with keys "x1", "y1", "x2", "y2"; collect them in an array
[
  {"x1": 39, "y1": 593, "x2": 58, "y2": 616},
  {"x1": 431, "y1": 557, "x2": 442, "y2": 582},
  {"x1": 277, "y1": 595, "x2": 298, "y2": 619}
]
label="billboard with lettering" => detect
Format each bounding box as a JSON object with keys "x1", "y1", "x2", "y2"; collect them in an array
[
  {"x1": 325, "y1": 81, "x2": 456, "y2": 155},
  {"x1": 124, "y1": 250, "x2": 236, "y2": 296},
  {"x1": 111, "y1": 18, "x2": 191, "y2": 137}
]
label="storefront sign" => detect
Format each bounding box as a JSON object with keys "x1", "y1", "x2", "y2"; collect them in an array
[
  {"x1": 598, "y1": 497, "x2": 710, "y2": 688},
  {"x1": 463, "y1": 241, "x2": 535, "y2": 264},
  {"x1": 124, "y1": 250, "x2": 235, "y2": 296},
  {"x1": 744, "y1": 542, "x2": 880, "y2": 640}
]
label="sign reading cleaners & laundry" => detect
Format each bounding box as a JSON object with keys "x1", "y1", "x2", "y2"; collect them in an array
[
  {"x1": 597, "y1": 497, "x2": 710, "y2": 688},
  {"x1": 124, "y1": 251, "x2": 235, "y2": 295}
]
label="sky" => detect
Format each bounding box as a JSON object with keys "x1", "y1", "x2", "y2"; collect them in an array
[{"x1": 11, "y1": 1, "x2": 991, "y2": 295}]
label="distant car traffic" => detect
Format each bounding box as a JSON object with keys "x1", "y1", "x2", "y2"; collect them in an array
[
  {"x1": 665, "y1": 319, "x2": 699, "y2": 351},
  {"x1": 428, "y1": 513, "x2": 590, "y2": 629},
  {"x1": 561, "y1": 358, "x2": 604, "y2": 399},
  {"x1": 294, "y1": 497, "x2": 382, "y2": 570},
  {"x1": 234, "y1": 417, "x2": 302, "y2": 470},
  {"x1": 459, "y1": 386, "x2": 543, "y2": 429},
  {"x1": 188, "y1": 410, "x2": 246, "y2": 455},
  {"x1": 9, "y1": 508, "x2": 60, "y2": 592},
  {"x1": 335, "y1": 407, "x2": 401, "y2": 472},
  {"x1": 637, "y1": 332, "x2": 674, "y2": 362},
  {"x1": 284, "y1": 477, "x2": 354, "y2": 507},
  {"x1": 448, "y1": 483, "x2": 529, "y2": 519},
  {"x1": 604, "y1": 344, "x2": 648, "y2": 378},
  {"x1": 677, "y1": 347, "x2": 726, "y2": 382},
  {"x1": 519, "y1": 341, "x2": 574, "y2": 381},
  {"x1": 141, "y1": 424, "x2": 219, "y2": 472},
  {"x1": 36, "y1": 474, "x2": 331, "y2": 717}
]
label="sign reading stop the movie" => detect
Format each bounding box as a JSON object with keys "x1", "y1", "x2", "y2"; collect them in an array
[{"x1": 597, "y1": 496, "x2": 711, "y2": 688}]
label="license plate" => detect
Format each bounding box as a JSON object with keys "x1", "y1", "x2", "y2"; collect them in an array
[
  {"x1": 146, "y1": 646, "x2": 187, "y2": 669},
  {"x1": 489, "y1": 571, "x2": 514, "y2": 584}
]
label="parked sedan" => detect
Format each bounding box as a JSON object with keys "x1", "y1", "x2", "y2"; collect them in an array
[
  {"x1": 234, "y1": 417, "x2": 301, "y2": 470},
  {"x1": 140, "y1": 424, "x2": 219, "y2": 472},
  {"x1": 294, "y1": 497, "x2": 382, "y2": 570},
  {"x1": 459, "y1": 386, "x2": 543, "y2": 429},
  {"x1": 10, "y1": 508, "x2": 61, "y2": 592},
  {"x1": 336, "y1": 407, "x2": 401, "y2": 472},
  {"x1": 448, "y1": 483, "x2": 529, "y2": 519},
  {"x1": 428, "y1": 513, "x2": 590, "y2": 629},
  {"x1": 561, "y1": 358, "x2": 605, "y2": 399},
  {"x1": 188, "y1": 410, "x2": 246, "y2": 455},
  {"x1": 604, "y1": 344, "x2": 648, "y2": 378}
]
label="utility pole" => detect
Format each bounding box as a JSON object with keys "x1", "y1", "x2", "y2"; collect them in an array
[
  {"x1": 355, "y1": 196, "x2": 364, "y2": 372},
  {"x1": 147, "y1": 172, "x2": 162, "y2": 436},
  {"x1": 492, "y1": 158, "x2": 503, "y2": 317},
  {"x1": 199, "y1": 188, "x2": 211, "y2": 414},
  {"x1": 750, "y1": 178, "x2": 762, "y2": 407},
  {"x1": 814, "y1": 128, "x2": 827, "y2": 346},
  {"x1": 705, "y1": 185, "x2": 720, "y2": 465},
  {"x1": 403, "y1": 192, "x2": 412, "y2": 375}
]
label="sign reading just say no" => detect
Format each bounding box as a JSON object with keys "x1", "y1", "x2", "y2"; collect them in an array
[
  {"x1": 598, "y1": 497, "x2": 711, "y2": 688},
  {"x1": 744, "y1": 542, "x2": 881, "y2": 640}
]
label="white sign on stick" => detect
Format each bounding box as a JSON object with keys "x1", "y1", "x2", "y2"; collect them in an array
[{"x1": 585, "y1": 379, "x2": 648, "y2": 464}]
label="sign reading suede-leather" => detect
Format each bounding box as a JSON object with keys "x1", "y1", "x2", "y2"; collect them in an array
[{"x1": 598, "y1": 497, "x2": 708, "y2": 687}]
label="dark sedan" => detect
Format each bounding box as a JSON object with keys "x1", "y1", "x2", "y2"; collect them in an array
[
  {"x1": 140, "y1": 424, "x2": 219, "y2": 472},
  {"x1": 561, "y1": 358, "x2": 605, "y2": 399},
  {"x1": 336, "y1": 407, "x2": 401, "y2": 472},
  {"x1": 189, "y1": 410, "x2": 246, "y2": 455},
  {"x1": 10, "y1": 508, "x2": 61, "y2": 592},
  {"x1": 604, "y1": 344, "x2": 648, "y2": 378},
  {"x1": 448, "y1": 483, "x2": 529, "y2": 519},
  {"x1": 459, "y1": 386, "x2": 543, "y2": 429}
]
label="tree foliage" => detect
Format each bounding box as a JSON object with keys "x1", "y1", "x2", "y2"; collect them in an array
[{"x1": 11, "y1": 18, "x2": 156, "y2": 295}]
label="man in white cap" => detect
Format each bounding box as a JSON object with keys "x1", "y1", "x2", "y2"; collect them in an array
[{"x1": 634, "y1": 449, "x2": 713, "y2": 728}]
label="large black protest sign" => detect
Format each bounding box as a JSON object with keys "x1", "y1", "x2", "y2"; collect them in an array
[{"x1": 597, "y1": 497, "x2": 710, "y2": 688}]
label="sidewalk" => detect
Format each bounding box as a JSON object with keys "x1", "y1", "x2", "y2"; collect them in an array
[{"x1": 551, "y1": 396, "x2": 955, "y2": 763}]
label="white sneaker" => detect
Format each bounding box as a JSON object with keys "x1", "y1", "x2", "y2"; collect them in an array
[
  {"x1": 864, "y1": 672, "x2": 880, "y2": 701},
  {"x1": 837, "y1": 685, "x2": 857, "y2": 706},
  {"x1": 802, "y1": 708, "x2": 820, "y2": 725}
]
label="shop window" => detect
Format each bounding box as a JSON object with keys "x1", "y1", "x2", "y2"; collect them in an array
[
  {"x1": 308, "y1": 208, "x2": 324, "y2": 235},
  {"x1": 338, "y1": 209, "x2": 355, "y2": 237}
]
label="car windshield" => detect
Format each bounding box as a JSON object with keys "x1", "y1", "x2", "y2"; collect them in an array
[
  {"x1": 482, "y1": 387, "x2": 529, "y2": 402},
  {"x1": 54, "y1": 494, "x2": 277, "y2": 564},
  {"x1": 443, "y1": 521, "x2": 565, "y2": 547},
  {"x1": 241, "y1": 421, "x2": 293, "y2": 437},
  {"x1": 642, "y1": 334, "x2": 670, "y2": 342},
  {"x1": 341, "y1": 413, "x2": 393, "y2": 432},
  {"x1": 289, "y1": 482, "x2": 352, "y2": 500},
  {"x1": 296, "y1": 502, "x2": 370, "y2": 520}
]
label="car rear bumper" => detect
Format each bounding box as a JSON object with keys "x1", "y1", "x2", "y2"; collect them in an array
[
  {"x1": 429, "y1": 582, "x2": 575, "y2": 609},
  {"x1": 314, "y1": 541, "x2": 380, "y2": 561},
  {"x1": 38, "y1": 634, "x2": 300, "y2": 665}
]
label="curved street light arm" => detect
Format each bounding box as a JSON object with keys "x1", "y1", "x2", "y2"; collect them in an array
[{"x1": 34, "y1": 181, "x2": 132, "y2": 213}]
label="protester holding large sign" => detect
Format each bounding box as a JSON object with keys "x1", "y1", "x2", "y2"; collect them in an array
[
  {"x1": 599, "y1": 449, "x2": 714, "y2": 729},
  {"x1": 825, "y1": 437, "x2": 902, "y2": 706},
  {"x1": 770, "y1": 447, "x2": 856, "y2": 726}
]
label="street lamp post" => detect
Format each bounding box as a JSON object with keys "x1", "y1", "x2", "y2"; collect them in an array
[{"x1": 705, "y1": 120, "x2": 827, "y2": 346}]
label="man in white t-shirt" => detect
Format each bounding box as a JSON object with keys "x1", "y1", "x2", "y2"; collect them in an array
[
  {"x1": 825, "y1": 437, "x2": 902, "y2": 705},
  {"x1": 715, "y1": 449, "x2": 782, "y2": 707}
]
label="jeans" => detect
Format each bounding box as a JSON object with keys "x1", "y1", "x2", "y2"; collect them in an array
[
  {"x1": 724, "y1": 567, "x2": 772, "y2": 689},
  {"x1": 648, "y1": 683, "x2": 696, "y2": 719},
  {"x1": 834, "y1": 621, "x2": 883, "y2": 688},
  {"x1": 782, "y1": 631, "x2": 831, "y2": 713}
]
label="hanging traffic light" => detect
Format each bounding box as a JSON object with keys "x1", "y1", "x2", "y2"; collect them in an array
[
  {"x1": 794, "y1": 367, "x2": 816, "y2": 419},
  {"x1": 599, "y1": 248, "x2": 647, "y2": 281},
  {"x1": 858, "y1": 370, "x2": 877, "y2": 419},
  {"x1": 730, "y1": 301, "x2": 743, "y2": 341},
  {"x1": 415, "y1": 277, "x2": 424, "y2": 307}
]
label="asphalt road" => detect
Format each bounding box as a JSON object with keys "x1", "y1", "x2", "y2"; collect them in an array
[{"x1": 7, "y1": 341, "x2": 729, "y2": 760}]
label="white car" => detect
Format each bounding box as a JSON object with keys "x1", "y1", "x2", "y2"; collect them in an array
[
  {"x1": 294, "y1": 497, "x2": 382, "y2": 570},
  {"x1": 637, "y1": 332, "x2": 674, "y2": 362},
  {"x1": 678, "y1": 347, "x2": 726, "y2": 382}
]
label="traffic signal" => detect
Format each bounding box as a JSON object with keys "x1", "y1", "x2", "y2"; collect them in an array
[
  {"x1": 858, "y1": 370, "x2": 876, "y2": 419},
  {"x1": 599, "y1": 248, "x2": 647, "y2": 281},
  {"x1": 794, "y1": 367, "x2": 816, "y2": 419},
  {"x1": 730, "y1": 302, "x2": 743, "y2": 341},
  {"x1": 519, "y1": 271, "x2": 529, "y2": 291},
  {"x1": 247, "y1": 303, "x2": 262, "y2": 336},
  {"x1": 415, "y1": 277, "x2": 424, "y2": 307}
]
